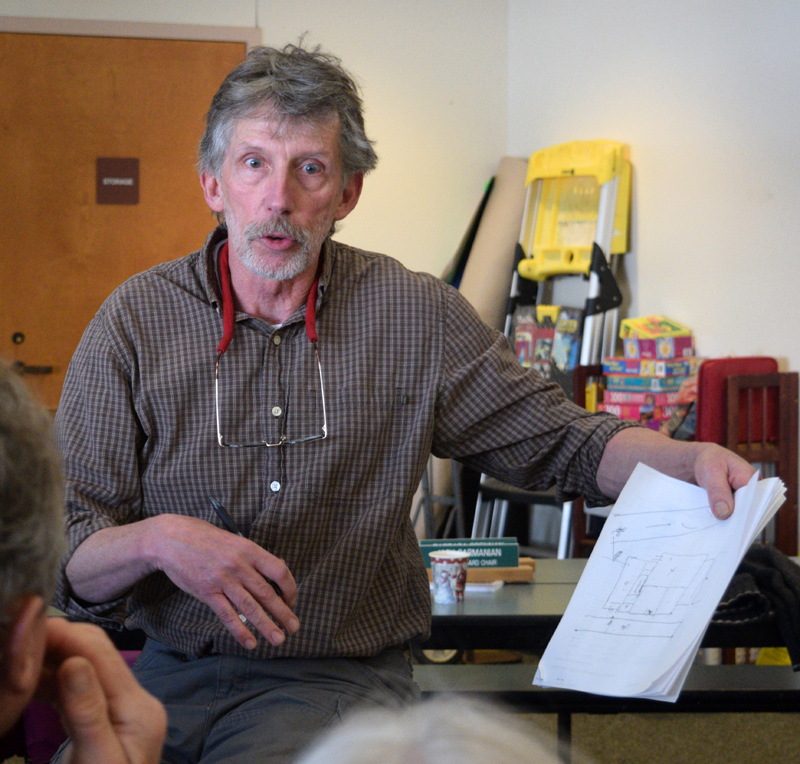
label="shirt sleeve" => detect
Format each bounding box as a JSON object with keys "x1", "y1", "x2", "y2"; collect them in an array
[
  {"x1": 52, "y1": 306, "x2": 145, "y2": 627},
  {"x1": 432, "y1": 283, "x2": 638, "y2": 506}
]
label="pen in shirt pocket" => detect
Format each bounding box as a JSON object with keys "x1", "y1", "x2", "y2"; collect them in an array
[{"x1": 209, "y1": 495, "x2": 283, "y2": 597}]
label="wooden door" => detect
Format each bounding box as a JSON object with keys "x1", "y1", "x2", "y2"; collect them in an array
[{"x1": 0, "y1": 32, "x2": 246, "y2": 410}]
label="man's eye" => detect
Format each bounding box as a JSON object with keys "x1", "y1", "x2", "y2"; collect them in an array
[
  {"x1": 302, "y1": 162, "x2": 322, "y2": 175},
  {"x1": 245, "y1": 158, "x2": 263, "y2": 169}
]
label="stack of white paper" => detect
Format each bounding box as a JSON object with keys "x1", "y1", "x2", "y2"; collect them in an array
[{"x1": 534, "y1": 464, "x2": 786, "y2": 702}]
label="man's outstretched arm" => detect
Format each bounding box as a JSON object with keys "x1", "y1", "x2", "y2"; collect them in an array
[{"x1": 597, "y1": 426, "x2": 756, "y2": 519}]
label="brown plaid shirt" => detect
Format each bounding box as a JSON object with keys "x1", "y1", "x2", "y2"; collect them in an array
[{"x1": 54, "y1": 227, "x2": 633, "y2": 658}]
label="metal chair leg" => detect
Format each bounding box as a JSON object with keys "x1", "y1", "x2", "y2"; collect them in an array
[
  {"x1": 472, "y1": 495, "x2": 492, "y2": 538},
  {"x1": 557, "y1": 501, "x2": 573, "y2": 559},
  {"x1": 490, "y1": 499, "x2": 508, "y2": 536}
]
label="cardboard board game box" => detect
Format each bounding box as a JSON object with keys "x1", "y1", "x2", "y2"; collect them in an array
[
  {"x1": 602, "y1": 356, "x2": 704, "y2": 377},
  {"x1": 603, "y1": 389, "x2": 680, "y2": 406},
  {"x1": 604, "y1": 374, "x2": 686, "y2": 392},
  {"x1": 623, "y1": 335, "x2": 695, "y2": 360},
  {"x1": 599, "y1": 402, "x2": 678, "y2": 420}
]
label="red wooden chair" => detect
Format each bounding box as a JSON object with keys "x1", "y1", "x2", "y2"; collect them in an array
[
  {"x1": 724, "y1": 371, "x2": 798, "y2": 555},
  {"x1": 695, "y1": 357, "x2": 798, "y2": 556}
]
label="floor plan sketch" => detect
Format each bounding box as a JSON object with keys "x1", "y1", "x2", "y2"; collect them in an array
[
  {"x1": 576, "y1": 500, "x2": 719, "y2": 638},
  {"x1": 580, "y1": 552, "x2": 714, "y2": 638}
]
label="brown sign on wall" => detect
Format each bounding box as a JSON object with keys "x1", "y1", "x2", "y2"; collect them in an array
[{"x1": 96, "y1": 157, "x2": 139, "y2": 204}]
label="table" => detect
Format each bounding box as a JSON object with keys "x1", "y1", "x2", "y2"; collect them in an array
[
  {"x1": 423, "y1": 558, "x2": 784, "y2": 651},
  {"x1": 414, "y1": 662, "x2": 800, "y2": 763}
]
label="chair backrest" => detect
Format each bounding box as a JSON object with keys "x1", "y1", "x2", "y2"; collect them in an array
[
  {"x1": 695, "y1": 357, "x2": 779, "y2": 445},
  {"x1": 725, "y1": 371, "x2": 799, "y2": 555},
  {"x1": 695, "y1": 358, "x2": 798, "y2": 554}
]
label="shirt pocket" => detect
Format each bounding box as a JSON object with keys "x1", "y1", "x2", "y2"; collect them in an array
[{"x1": 334, "y1": 384, "x2": 416, "y2": 453}]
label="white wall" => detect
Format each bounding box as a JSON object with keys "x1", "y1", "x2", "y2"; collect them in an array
[
  {"x1": 508, "y1": 0, "x2": 800, "y2": 370},
  {"x1": 0, "y1": 0, "x2": 508, "y2": 277}
]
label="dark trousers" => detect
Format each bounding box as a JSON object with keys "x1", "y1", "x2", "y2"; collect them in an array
[{"x1": 134, "y1": 639, "x2": 419, "y2": 764}]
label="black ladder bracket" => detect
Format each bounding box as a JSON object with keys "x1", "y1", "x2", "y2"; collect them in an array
[{"x1": 584, "y1": 242, "x2": 622, "y2": 317}]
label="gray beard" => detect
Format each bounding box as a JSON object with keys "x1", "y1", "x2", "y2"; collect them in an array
[
  {"x1": 237, "y1": 236, "x2": 315, "y2": 281},
  {"x1": 228, "y1": 216, "x2": 326, "y2": 281}
]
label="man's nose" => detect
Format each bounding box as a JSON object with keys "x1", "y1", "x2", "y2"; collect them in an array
[{"x1": 263, "y1": 168, "x2": 293, "y2": 215}]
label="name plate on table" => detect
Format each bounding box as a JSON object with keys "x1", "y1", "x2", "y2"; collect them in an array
[
  {"x1": 420, "y1": 538, "x2": 519, "y2": 568},
  {"x1": 421, "y1": 539, "x2": 534, "y2": 583}
]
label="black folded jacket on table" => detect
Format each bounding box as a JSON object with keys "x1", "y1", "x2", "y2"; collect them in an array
[{"x1": 713, "y1": 543, "x2": 800, "y2": 669}]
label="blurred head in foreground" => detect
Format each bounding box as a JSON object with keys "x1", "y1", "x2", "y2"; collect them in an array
[
  {"x1": 0, "y1": 361, "x2": 64, "y2": 734},
  {"x1": 294, "y1": 696, "x2": 561, "y2": 764}
]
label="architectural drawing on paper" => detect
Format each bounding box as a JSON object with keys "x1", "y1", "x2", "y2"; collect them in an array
[
  {"x1": 581, "y1": 552, "x2": 714, "y2": 638},
  {"x1": 579, "y1": 503, "x2": 718, "y2": 638}
]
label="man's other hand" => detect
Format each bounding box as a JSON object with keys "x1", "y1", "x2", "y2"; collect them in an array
[
  {"x1": 691, "y1": 441, "x2": 757, "y2": 519},
  {"x1": 151, "y1": 515, "x2": 300, "y2": 650}
]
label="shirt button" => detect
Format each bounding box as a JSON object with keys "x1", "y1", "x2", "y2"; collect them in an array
[
  {"x1": 272, "y1": 406, "x2": 282, "y2": 417},
  {"x1": 270, "y1": 480, "x2": 281, "y2": 492},
  {"x1": 272, "y1": 334, "x2": 282, "y2": 346}
]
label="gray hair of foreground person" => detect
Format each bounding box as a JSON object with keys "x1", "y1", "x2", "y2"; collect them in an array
[
  {"x1": 198, "y1": 43, "x2": 378, "y2": 180},
  {"x1": 294, "y1": 697, "x2": 562, "y2": 764},
  {"x1": 0, "y1": 362, "x2": 167, "y2": 762},
  {"x1": 0, "y1": 362, "x2": 64, "y2": 632}
]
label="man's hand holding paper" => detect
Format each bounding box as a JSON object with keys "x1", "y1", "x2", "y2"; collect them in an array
[
  {"x1": 691, "y1": 441, "x2": 759, "y2": 519},
  {"x1": 598, "y1": 427, "x2": 757, "y2": 519}
]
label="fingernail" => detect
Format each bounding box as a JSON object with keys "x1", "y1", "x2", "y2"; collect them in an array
[
  {"x1": 65, "y1": 664, "x2": 91, "y2": 695},
  {"x1": 245, "y1": 637, "x2": 257, "y2": 650},
  {"x1": 714, "y1": 501, "x2": 731, "y2": 519},
  {"x1": 271, "y1": 631, "x2": 285, "y2": 646},
  {"x1": 287, "y1": 617, "x2": 300, "y2": 633}
]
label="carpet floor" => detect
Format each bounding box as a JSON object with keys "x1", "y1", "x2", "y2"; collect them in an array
[{"x1": 525, "y1": 711, "x2": 800, "y2": 763}]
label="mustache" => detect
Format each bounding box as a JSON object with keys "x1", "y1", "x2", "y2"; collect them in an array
[{"x1": 243, "y1": 217, "x2": 310, "y2": 245}]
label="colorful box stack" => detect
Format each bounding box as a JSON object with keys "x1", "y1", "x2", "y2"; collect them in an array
[{"x1": 600, "y1": 315, "x2": 701, "y2": 431}]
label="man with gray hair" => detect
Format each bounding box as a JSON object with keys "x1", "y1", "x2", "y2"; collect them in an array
[
  {"x1": 0, "y1": 362, "x2": 166, "y2": 763},
  {"x1": 53, "y1": 44, "x2": 754, "y2": 763}
]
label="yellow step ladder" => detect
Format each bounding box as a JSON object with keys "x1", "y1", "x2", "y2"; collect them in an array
[{"x1": 513, "y1": 139, "x2": 631, "y2": 364}]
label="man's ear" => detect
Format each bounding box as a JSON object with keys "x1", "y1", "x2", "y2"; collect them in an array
[
  {"x1": 200, "y1": 171, "x2": 225, "y2": 215},
  {"x1": 334, "y1": 171, "x2": 364, "y2": 222},
  {"x1": 1, "y1": 594, "x2": 47, "y2": 694}
]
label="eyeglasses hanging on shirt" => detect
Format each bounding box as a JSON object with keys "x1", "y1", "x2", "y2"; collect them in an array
[{"x1": 214, "y1": 241, "x2": 328, "y2": 448}]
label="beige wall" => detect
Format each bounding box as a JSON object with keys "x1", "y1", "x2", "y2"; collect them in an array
[
  {"x1": 6, "y1": 0, "x2": 800, "y2": 375},
  {"x1": 1, "y1": 0, "x2": 508, "y2": 277}
]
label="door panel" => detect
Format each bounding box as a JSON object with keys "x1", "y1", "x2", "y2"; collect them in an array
[{"x1": 0, "y1": 32, "x2": 246, "y2": 409}]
